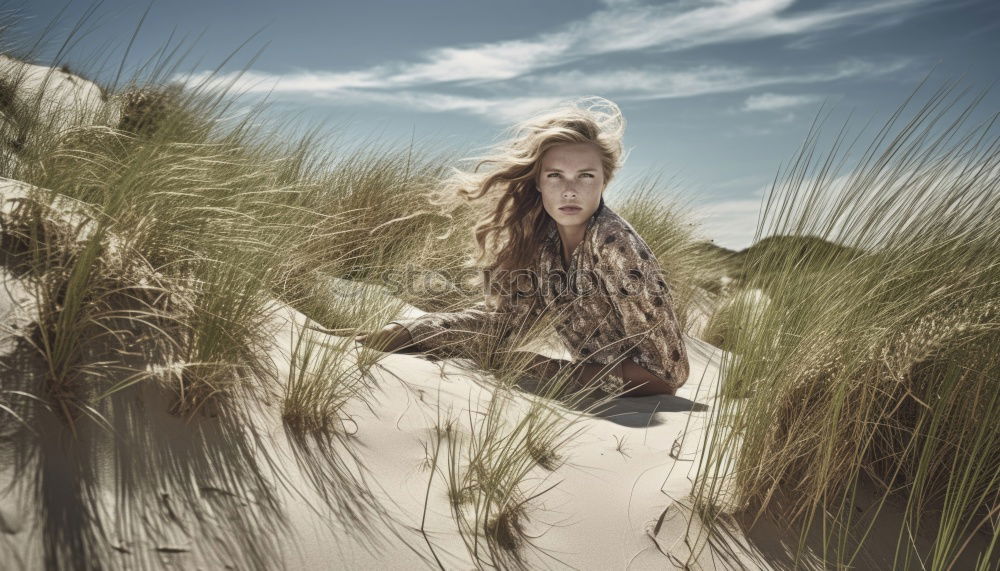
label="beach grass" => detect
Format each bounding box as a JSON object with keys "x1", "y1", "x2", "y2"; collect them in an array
[
  {"x1": 616, "y1": 177, "x2": 730, "y2": 334},
  {"x1": 0, "y1": 14, "x2": 714, "y2": 567},
  {"x1": 17, "y1": 5, "x2": 994, "y2": 569},
  {"x1": 692, "y1": 78, "x2": 1000, "y2": 569},
  {"x1": 428, "y1": 343, "x2": 622, "y2": 568}
]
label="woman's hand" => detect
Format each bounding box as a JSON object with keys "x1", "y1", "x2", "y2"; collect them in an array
[
  {"x1": 507, "y1": 351, "x2": 676, "y2": 396},
  {"x1": 354, "y1": 323, "x2": 417, "y2": 353}
]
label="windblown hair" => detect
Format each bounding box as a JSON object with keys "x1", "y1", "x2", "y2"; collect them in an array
[{"x1": 432, "y1": 96, "x2": 627, "y2": 301}]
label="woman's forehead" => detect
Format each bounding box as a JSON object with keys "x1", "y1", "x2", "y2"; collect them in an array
[{"x1": 540, "y1": 143, "x2": 603, "y2": 168}]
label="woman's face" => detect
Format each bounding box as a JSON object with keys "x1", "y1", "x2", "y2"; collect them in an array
[{"x1": 536, "y1": 142, "x2": 606, "y2": 226}]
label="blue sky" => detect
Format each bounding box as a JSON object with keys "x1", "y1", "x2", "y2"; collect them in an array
[{"x1": 12, "y1": 0, "x2": 1000, "y2": 250}]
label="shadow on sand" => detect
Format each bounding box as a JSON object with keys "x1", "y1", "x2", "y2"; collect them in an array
[
  {"x1": 0, "y1": 262, "x2": 411, "y2": 569},
  {"x1": 648, "y1": 481, "x2": 999, "y2": 570},
  {"x1": 410, "y1": 348, "x2": 710, "y2": 428}
]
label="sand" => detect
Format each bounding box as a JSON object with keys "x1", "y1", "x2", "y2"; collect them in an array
[
  {"x1": 2, "y1": 161, "x2": 990, "y2": 570},
  {"x1": 0, "y1": 251, "x2": 745, "y2": 569},
  {"x1": 4, "y1": 58, "x2": 981, "y2": 570},
  {"x1": 258, "y1": 301, "x2": 734, "y2": 569},
  {"x1": 0, "y1": 173, "x2": 788, "y2": 569},
  {"x1": 0, "y1": 54, "x2": 109, "y2": 133}
]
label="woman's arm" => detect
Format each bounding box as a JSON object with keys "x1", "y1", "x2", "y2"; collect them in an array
[
  {"x1": 387, "y1": 294, "x2": 542, "y2": 358},
  {"x1": 619, "y1": 358, "x2": 678, "y2": 396},
  {"x1": 514, "y1": 352, "x2": 676, "y2": 397},
  {"x1": 594, "y1": 228, "x2": 690, "y2": 392}
]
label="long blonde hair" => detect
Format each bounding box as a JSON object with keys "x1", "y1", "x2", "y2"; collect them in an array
[{"x1": 432, "y1": 96, "x2": 627, "y2": 299}]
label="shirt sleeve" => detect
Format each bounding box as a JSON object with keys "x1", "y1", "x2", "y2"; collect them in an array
[
  {"x1": 387, "y1": 289, "x2": 543, "y2": 359},
  {"x1": 594, "y1": 231, "x2": 689, "y2": 391}
]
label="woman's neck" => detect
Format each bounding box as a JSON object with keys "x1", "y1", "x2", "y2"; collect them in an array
[
  {"x1": 557, "y1": 223, "x2": 587, "y2": 264},
  {"x1": 551, "y1": 202, "x2": 602, "y2": 266}
]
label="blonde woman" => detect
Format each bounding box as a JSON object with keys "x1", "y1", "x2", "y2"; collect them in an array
[{"x1": 355, "y1": 97, "x2": 688, "y2": 397}]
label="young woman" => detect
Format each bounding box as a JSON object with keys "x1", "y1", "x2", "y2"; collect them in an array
[{"x1": 355, "y1": 97, "x2": 688, "y2": 397}]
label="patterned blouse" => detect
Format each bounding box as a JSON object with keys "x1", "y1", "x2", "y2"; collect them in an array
[{"x1": 388, "y1": 201, "x2": 689, "y2": 394}]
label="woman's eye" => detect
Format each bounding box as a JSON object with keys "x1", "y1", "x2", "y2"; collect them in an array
[
  {"x1": 581, "y1": 173, "x2": 594, "y2": 178},
  {"x1": 547, "y1": 173, "x2": 560, "y2": 178}
]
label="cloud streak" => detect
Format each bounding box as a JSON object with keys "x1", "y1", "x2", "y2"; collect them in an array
[
  {"x1": 742, "y1": 92, "x2": 823, "y2": 111},
  {"x1": 393, "y1": 0, "x2": 934, "y2": 86},
  {"x1": 311, "y1": 90, "x2": 568, "y2": 124},
  {"x1": 525, "y1": 58, "x2": 905, "y2": 100},
  {"x1": 176, "y1": 0, "x2": 936, "y2": 96},
  {"x1": 179, "y1": 56, "x2": 908, "y2": 124}
]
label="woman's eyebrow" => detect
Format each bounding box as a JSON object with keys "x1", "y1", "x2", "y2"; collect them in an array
[{"x1": 542, "y1": 167, "x2": 598, "y2": 172}]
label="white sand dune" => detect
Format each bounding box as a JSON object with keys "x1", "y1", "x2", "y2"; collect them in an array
[
  {"x1": 3, "y1": 54, "x2": 996, "y2": 570},
  {"x1": 0, "y1": 245, "x2": 746, "y2": 568},
  {"x1": 0, "y1": 173, "x2": 769, "y2": 569},
  {"x1": 2, "y1": 174, "x2": 990, "y2": 568},
  {"x1": 261, "y1": 301, "x2": 732, "y2": 569},
  {"x1": 0, "y1": 54, "x2": 109, "y2": 133}
]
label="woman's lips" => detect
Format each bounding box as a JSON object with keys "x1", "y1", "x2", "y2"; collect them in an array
[{"x1": 559, "y1": 206, "x2": 582, "y2": 213}]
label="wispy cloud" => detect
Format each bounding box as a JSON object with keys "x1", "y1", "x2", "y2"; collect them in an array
[
  {"x1": 742, "y1": 92, "x2": 823, "y2": 111},
  {"x1": 177, "y1": 68, "x2": 403, "y2": 95},
  {"x1": 311, "y1": 90, "x2": 567, "y2": 124},
  {"x1": 526, "y1": 58, "x2": 903, "y2": 100},
  {"x1": 176, "y1": 0, "x2": 937, "y2": 95},
  {"x1": 401, "y1": 0, "x2": 931, "y2": 87},
  {"x1": 180, "y1": 57, "x2": 909, "y2": 124},
  {"x1": 598, "y1": 0, "x2": 643, "y2": 7},
  {"x1": 182, "y1": 58, "x2": 904, "y2": 97},
  {"x1": 576, "y1": 0, "x2": 932, "y2": 55}
]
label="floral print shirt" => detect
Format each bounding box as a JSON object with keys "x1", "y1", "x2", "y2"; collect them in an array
[{"x1": 389, "y1": 202, "x2": 689, "y2": 393}]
